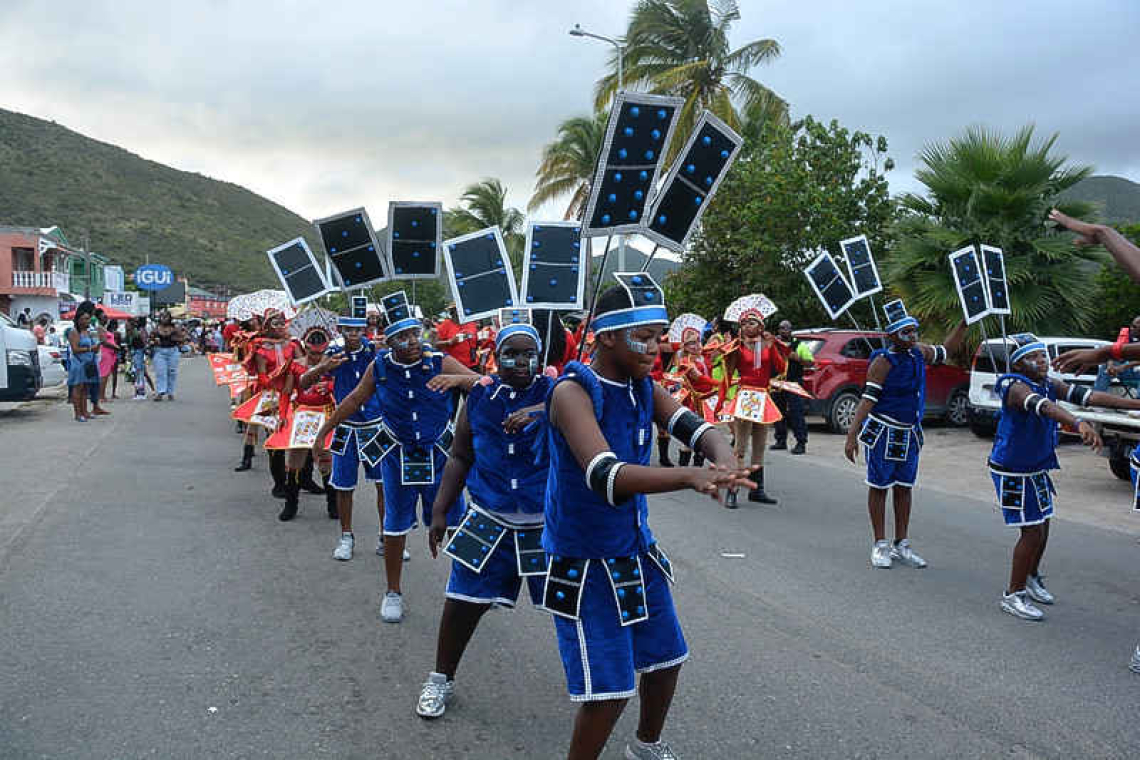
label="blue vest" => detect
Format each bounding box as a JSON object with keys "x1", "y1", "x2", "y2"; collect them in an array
[
  {"x1": 990, "y1": 373, "x2": 1060, "y2": 473},
  {"x1": 371, "y1": 346, "x2": 452, "y2": 446},
  {"x1": 542, "y1": 362, "x2": 656, "y2": 558},
  {"x1": 329, "y1": 341, "x2": 381, "y2": 423},
  {"x1": 869, "y1": 346, "x2": 926, "y2": 427},
  {"x1": 465, "y1": 375, "x2": 554, "y2": 519}
]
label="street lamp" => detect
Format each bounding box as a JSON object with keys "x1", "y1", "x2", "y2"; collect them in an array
[
  {"x1": 569, "y1": 23, "x2": 623, "y2": 91},
  {"x1": 569, "y1": 23, "x2": 628, "y2": 270}
]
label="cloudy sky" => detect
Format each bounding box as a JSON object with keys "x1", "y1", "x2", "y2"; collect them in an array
[{"x1": 1, "y1": 0, "x2": 1138, "y2": 227}]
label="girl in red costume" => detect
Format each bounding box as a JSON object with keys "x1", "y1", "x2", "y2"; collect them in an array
[
  {"x1": 719, "y1": 295, "x2": 789, "y2": 508},
  {"x1": 667, "y1": 314, "x2": 718, "y2": 467}
]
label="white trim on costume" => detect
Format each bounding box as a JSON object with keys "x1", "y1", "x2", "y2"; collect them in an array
[
  {"x1": 864, "y1": 479, "x2": 915, "y2": 490},
  {"x1": 635, "y1": 651, "x2": 691, "y2": 675},
  {"x1": 382, "y1": 524, "x2": 417, "y2": 537},
  {"x1": 445, "y1": 591, "x2": 516, "y2": 609}
]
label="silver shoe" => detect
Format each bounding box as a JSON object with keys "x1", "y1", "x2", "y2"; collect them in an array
[
  {"x1": 890, "y1": 539, "x2": 927, "y2": 569},
  {"x1": 1129, "y1": 646, "x2": 1140, "y2": 674},
  {"x1": 1001, "y1": 591, "x2": 1044, "y2": 621},
  {"x1": 1025, "y1": 574, "x2": 1054, "y2": 605},
  {"x1": 415, "y1": 671, "x2": 454, "y2": 719},
  {"x1": 625, "y1": 740, "x2": 678, "y2": 760},
  {"x1": 381, "y1": 591, "x2": 403, "y2": 623},
  {"x1": 332, "y1": 533, "x2": 354, "y2": 561},
  {"x1": 871, "y1": 539, "x2": 892, "y2": 569}
]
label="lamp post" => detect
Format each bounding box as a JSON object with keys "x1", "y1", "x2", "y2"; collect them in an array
[{"x1": 569, "y1": 23, "x2": 629, "y2": 272}]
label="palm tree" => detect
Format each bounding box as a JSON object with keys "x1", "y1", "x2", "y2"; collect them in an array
[
  {"x1": 886, "y1": 125, "x2": 1103, "y2": 337},
  {"x1": 529, "y1": 112, "x2": 607, "y2": 219},
  {"x1": 445, "y1": 178, "x2": 526, "y2": 267},
  {"x1": 594, "y1": 0, "x2": 786, "y2": 160}
]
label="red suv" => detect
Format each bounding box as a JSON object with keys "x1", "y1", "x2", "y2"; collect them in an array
[{"x1": 793, "y1": 329, "x2": 971, "y2": 434}]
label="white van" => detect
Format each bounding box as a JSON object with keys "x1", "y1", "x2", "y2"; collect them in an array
[
  {"x1": 967, "y1": 336, "x2": 1140, "y2": 480},
  {"x1": 0, "y1": 311, "x2": 42, "y2": 401}
]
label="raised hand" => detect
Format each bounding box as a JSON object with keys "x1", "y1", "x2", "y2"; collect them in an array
[{"x1": 1050, "y1": 208, "x2": 1101, "y2": 246}]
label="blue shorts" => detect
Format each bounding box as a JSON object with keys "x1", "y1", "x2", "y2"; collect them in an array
[
  {"x1": 991, "y1": 470, "x2": 1055, "y2": 527},
  {"x1": 446, "y1": 527, "x2": 545, "y2": 608},
  {"x1": 329, "y1": 428, "x2": 382, "y2": 491},
  {"x1": 861, "y1": 418, "x2": 921, "y2": 489},
  {"x1": 552, "y1": 555, "x2": 688, "y2": 702},
  {"x1": 379, "y1": 446, "x2": 464, "y2": 535}
]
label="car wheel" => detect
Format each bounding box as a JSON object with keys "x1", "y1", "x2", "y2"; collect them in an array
[
  {"x1": 968, "y1": 406, "x2": 995, "y2": 439},
  {"x1": 827, "y1": 391, "x2": 861, "y2": 434},
  {"x1": 944, "y1": 388, "x2": 970, "y2": 427},
  {"x1": 1109, "y1": 442, "x2": 1132, "y2": 481}
]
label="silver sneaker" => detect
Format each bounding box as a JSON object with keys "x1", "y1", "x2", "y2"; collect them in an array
[
  {"x1": 415, "y1": 671, "x2": 455, "y2": 719},
  {"x1": 890, "y1": 539, "x2": 927, "y2": 569},
  {"x1": 376, "y1": 539, "x2": 412, "y2": 562},
  {"x1": 1129, "y1": 645, "x2": 1140, "y2": 674},
  {"x1": 333, "y1": 533, "x2": 354, "y2": 561},
  {"x1": 381, "y1": 591, "x2": 403, "y2": 623},
  {"x1": 625, "y1": 739, "x2": 678, "y2": 760},
  {"x1": 1001, "y1": 591, "x2": 1044, "y2": 621},
  {"x1": 871, "y1": 539, "x2": 892, "y2": 569},
  {"x1": 1025, "y1": 574, "x2": 1054, "y2": 605}
]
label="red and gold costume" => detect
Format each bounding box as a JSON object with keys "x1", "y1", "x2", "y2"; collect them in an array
[{"x1": 669, "y1": 350, "x2": 718, "y2": 423}]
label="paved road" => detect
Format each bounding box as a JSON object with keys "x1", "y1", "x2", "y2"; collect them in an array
[{"x1": 2, "y1": 359, "x2": 1138, "y2": 759}]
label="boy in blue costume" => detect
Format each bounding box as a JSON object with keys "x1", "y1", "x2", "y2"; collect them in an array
[
  {"x1": 414, "y1": 310, "x2": 554, "y2": 719},
  {"x1": 543, "y1": 275, "x2": 753, "y2": 760},
  {"x1": 316, "y1": 293, "x2": 477, "y2": 623},
  {"x1": 845, "y1": 307, "x2": 966, "y2": 569},
  {"x1": 990, "y1": 334, "x2": 1140, "y2": 620},
  {"x1": 300, "y1": 315, "x2": 386, "y2": 561}
]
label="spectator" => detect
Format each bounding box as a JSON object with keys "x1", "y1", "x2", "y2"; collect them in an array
[
  {"x1": 1093, "y1": 315, "x2": 1140, "y2": 393},
  {"x1": 32, "y1": 317, "x2": 47, "y2": 345},
  {"x1": 47, "y1": 325, "x2": 60, "y2": 347},
  {"x1": 150, "y1": 310, "x2": 186, "y2": 401},
  {"x1": 127, "y1": 317, "x2": 153, "y2": 399},
  {"x1": 434, "y1": 303, "x2": 478, "y2": 369},
  {"x1": 66, "y1": 303, "x2": 109, "y2": 421},
  {"x1": 99, "y1": 319, "x2": 120, "y2": 401},
  {"x1": 771, "y1": 319, "x2": 814, "y2": 455},
  {"x1": 16, "y1": 307, "x2": 31, "y2": 327}
]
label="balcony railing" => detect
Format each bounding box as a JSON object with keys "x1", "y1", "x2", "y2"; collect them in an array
[{"x1": 12, "y1": 270, "x2": 71, "y2": 293}]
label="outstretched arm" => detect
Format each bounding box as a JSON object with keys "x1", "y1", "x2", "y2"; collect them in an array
[
  {"x1": 651, "y1": 383, "x2": 737, "y2": 469},
  {"x1": 1051, "y1": 208, "x2": 1140, "y2": 283},
  {"x1": 314, "y1": 363, "x2": 377, "y2": 446},
  {"x1": 1052, "y1": 379, "x2": 1140, "y2": 413},
  {"x1": 919, "y1": 320, "x2": 967, "y2": 364},
  {"x1": 1005, "y1": 380, "x2": 1100, "y2": 450}
]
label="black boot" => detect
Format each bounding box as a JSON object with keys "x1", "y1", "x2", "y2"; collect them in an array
[
  {"x1": 658, "y1": 438, "x2": 673, "y2": 467},
  {"x1": 770, "y1": 440, "x2": 787, "y2": 451},
  {"x1": 678, "y1": 450, "x2": 692, "y2": 467},
  {"x1": 324, "y1": 472, "x2": 339, "y2": 520},
  {"x1": 724, "y1": 489, "x2": 739, "y2": 509},
  {"x1": 278, "y1": 472, "x2": 299, "y2": 521},
  {"x1": 234, "y1": 444, "x2": 254, "y2": 472},
  {"x1": 298, "y1": 452, "x2": 324, "y2": 494},
  {"x1": 791, "y1": 441, "x2": 806, "y2": 455},
  {"x1": 270, "y1": 452, "x2": 287, "y2": 498},
  {"x1": 693, "y1": 452, "x2": 705, "y2": 467},
  {"x1": 748, "y1": 467, "x2": 778, "y2": 504}
]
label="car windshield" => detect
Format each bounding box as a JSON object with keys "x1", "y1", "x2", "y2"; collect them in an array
[
  {"x1": 0, "y1": 312, "x2": 14, "y2": 327},
  {"x1": 974, "y1": 343, "x2": 1010, "y2": 374}
]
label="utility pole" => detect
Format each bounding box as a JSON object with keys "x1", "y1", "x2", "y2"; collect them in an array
[{"x1": 82, "y1": 232, "x2": 91, "y2": 300}]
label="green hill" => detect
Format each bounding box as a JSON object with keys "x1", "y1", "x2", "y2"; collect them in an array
[
  {"x1": 1058, "y1": 174, "x2": 1140, "y2": 224},
  {"x1": 0, "y1": 108, "x2": 318, "y2": 293}
]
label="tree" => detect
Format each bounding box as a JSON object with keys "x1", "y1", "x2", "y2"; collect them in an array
[
  {"x1": 886, "y1": 125, "x2": 1104, "y2": 337},
  {"x1": 595, "y1": 0, "x2": 786, "y2": 162},
  {"x1": 444, "y1": 178, "x2": 526, "y2": 268},
  {"x1": 530, "y1": 112, "x2": 607, "y2": 219},
  {"x1": 1087, "y1": 224, "x2": 1140, "y2": 339},
  {"x1": 665, "y1": 116, "x2": 895, "y2": 327}
]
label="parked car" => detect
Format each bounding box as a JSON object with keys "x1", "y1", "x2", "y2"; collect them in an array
[
  {"x1": 0, "y1": 311, "x2": 42, "y2": 401},
  {"x1": 966, "y1": 336, "x2": 1140, "y2": 480},
  {"x1": 793, "y1": 329, "x2": 971, "y2": 434},
  {"x1": 37, "y1": 344, "x2": 66, "y2": 388}
]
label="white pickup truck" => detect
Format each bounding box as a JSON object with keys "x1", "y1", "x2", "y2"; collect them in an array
[
  {"x1": 0, "y1": 311, "x2": 42, "y2": 401},
  {"x1": 967, "y1": 337, "x2": 1140, "y2": 480}
]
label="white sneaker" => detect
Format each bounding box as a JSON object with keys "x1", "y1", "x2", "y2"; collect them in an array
[
  {"x1": 415, "y1": 671, "x2": 455, "y2": 719},
  {"x1": 1129, "y1": 645, "x2": 1140, "y2": 674},
  {"x1": 625, "y1": 739, "x2": 678, "y2": 759},
  {"x1": 376, "y1": 538, "x2": 411, "y2": 562},
  {"x1": 381, "y1": 591, "x2": 403, "y2": 623},
  {"x1": 890, "y1": 539, "x2": 927, "y2": 569},
  {"x1": 333, "y1": 533, "x2": 354, "y2": 561},
  {"x1": 404, "y1": 548, "x2": 411, "y2": 562},
  {"x1": 1025, "y1": 574, "x2": 1054, "y2": 605},
  {"x1": 871, "y1": 539, "x2": 892, "y2": 569},
  {"x1": 1001, "y1": 590, "x2": 1044, "y2": 621}
]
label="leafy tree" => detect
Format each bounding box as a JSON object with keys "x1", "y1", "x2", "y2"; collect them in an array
[
  {"x1": 885, "y1": 125, "x2": 1103, "y2": 337},
  {"x1": 1087, "y1": 223, "x2": 1140, "y2": 338},
  {"x1": 530, "y1": 112, "x2": 607, "y2": 219},
  {"x1": 445, "y1": 178, "x2": 525, "y2": 268},
  {"x1": 595, "y1": 0, "x2": 787, "y2": 161},
  {"x1": 665, "y1": 116, "x2": 894, "y2": 328}
]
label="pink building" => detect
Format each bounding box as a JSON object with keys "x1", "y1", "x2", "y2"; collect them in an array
[{"x1": 0, "y1": 225, "x2": 77, "y2": 320}]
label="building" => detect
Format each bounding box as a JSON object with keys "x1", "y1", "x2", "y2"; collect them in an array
[
  {"x1": 68, "y1": 250, "x2": 108, "y2": 301},
  {"x1": 0, "y1": 225, "x2": 81, "y2": 320}
]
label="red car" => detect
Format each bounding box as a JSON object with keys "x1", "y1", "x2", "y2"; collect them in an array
[{"x1": 792, "y1": 329, "x2": 971, "y2": 434}]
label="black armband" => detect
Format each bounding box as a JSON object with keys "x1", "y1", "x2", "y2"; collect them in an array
[
  {"x1": 930, "y1": 345, "x2": 948, "y2": 365},
  {"x1": 1066, "y1": 384, "x2": 1092, "y2": 407},
  {"x1": 666, "y1": 408, "x2": 713, "y2": 451},
  {"x1": 1022, "y1": 393, "x2": 1049, "y2": 416},
  {"x1": 585, "y1": 451, "x2": 625, "y2": 507},
  {"x1": 862, "y1": 381, "x2": 882, "y2": 404}
]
